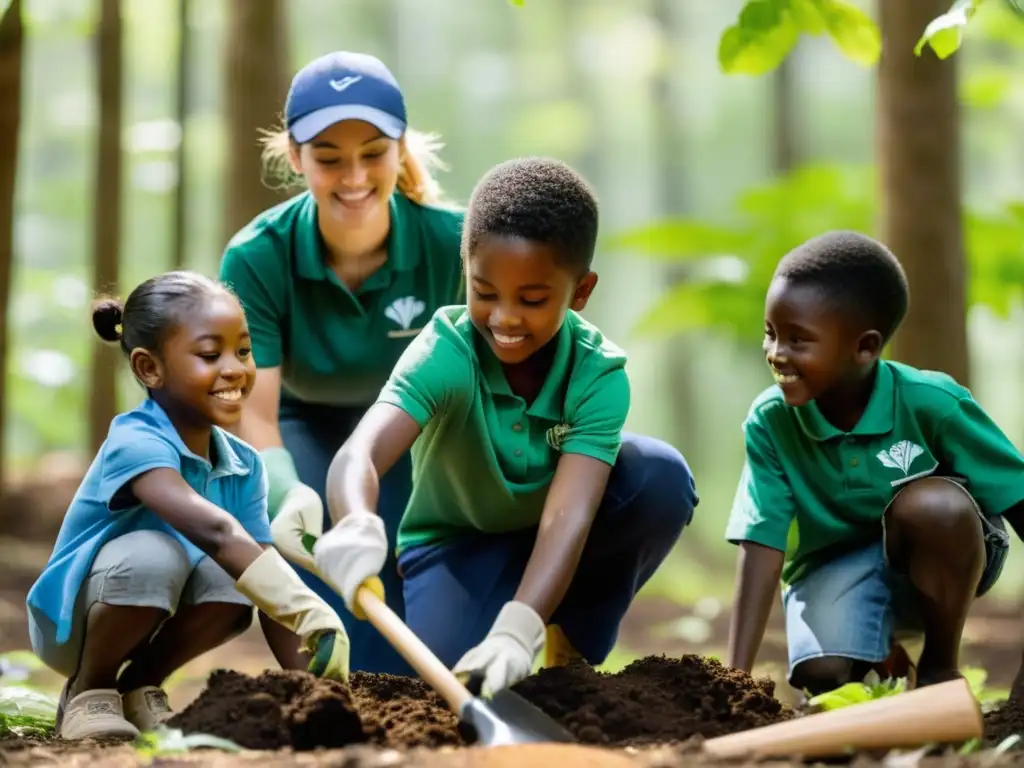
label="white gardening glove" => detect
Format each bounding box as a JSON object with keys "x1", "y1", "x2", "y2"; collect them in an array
[
  {"x1": 452, "y1": 601, "x2": 546, "y2": 698},
  {"x1": 270, "y1": 483, "x2": 324, "y2": 572},
  {"x1": 312, "y1": 512, "x2": 389, "y2": 619},
  {"x1": 235, "y1": 548, "x2": 350, "y2": 680}
]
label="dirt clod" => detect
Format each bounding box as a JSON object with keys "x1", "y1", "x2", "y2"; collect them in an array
[
  {"x1": 511, "y1": 655, "x2": 792, "y2": 746},
  {"x1": 168, "y1": 668, "x2": 463, "y2": 751},
  {"x1": 167, "y1": 668, "x2": 366, "y2": 751},
  {"x1": 983, "y1": 696, "x2": 1024, "y2": 747}
]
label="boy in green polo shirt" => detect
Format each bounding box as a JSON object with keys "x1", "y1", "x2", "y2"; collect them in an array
[
  {"x1": 725, "y1": 230, "x2": 1024, "y2": 695},
  {"x1": 306, "y1": 157, "x2": 698, "y2": 697}
]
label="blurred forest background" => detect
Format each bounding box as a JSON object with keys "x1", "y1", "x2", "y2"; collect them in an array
[{"x1": 2, "y1": 0, "x2": 1024, "y2": 701}]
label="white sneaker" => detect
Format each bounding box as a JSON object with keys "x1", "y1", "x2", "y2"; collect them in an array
[
  {"x1": 59, "y1": 689, "x2": 139, "y2": 741},
  {"x1": 122, "y1": 686, "x2": 174, "y2": 731}
]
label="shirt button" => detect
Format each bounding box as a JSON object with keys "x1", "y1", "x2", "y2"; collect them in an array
[
  {"x1": 515, "y1": 449, "x2": 523, "y2": 457},
  {"x1": 850, "y1": 457, "x2": 859, "y2": 467},
  {"x1": 512, "y1": 423, "x2": 522, "y2": 432}
]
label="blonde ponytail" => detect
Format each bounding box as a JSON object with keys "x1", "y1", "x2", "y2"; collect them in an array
[
  {"x1": 397, "y1": 128, "x2": 448, "y2": 206},
  {"x1": 258, "y1": 123, "x2": 449, "y2": 204}
]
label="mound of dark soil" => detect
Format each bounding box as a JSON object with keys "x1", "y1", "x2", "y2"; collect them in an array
[
  {"x1": 512, "y1": 655, "x2": 792, "y2": 746},
  {"x1": 170, "y1": 654, "x2": 790, "y2": 751},
  {"x1": 167, "y1": 668, "x2": 463, "y2": 751},
  {"x1": 167, "y1": 668, "x2": 366, "y2": 751},
  {"x1": 983, "y1": 696, "x2": 1024, "y2": 746}
]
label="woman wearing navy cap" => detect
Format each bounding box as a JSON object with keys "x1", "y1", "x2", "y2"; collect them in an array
[{"x1": 220, "y1": 51, "x2": 464, "y2": 676}]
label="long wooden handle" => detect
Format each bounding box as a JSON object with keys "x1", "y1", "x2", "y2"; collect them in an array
[{"x1": 355, "y1": 584, "x2": 472, "y2": 714}]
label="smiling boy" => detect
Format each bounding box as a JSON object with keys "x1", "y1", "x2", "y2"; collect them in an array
[
  {"x1": 725, "y1": 231, "x2": 1024, "y2": 693},
  {"x1": 302, "y1": 157, "x2": 698, "y2": 696}
]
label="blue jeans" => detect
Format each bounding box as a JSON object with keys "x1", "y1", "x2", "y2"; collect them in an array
[
  {"x1": 782, "y1": 490, "x2": 1009, "y2": 683},
  {"x1": 397, "y1": 434, "x2": 698, "y2": 668},
  {"x1": 279, "y1": 398, "x2": 414, "y2": 676}
]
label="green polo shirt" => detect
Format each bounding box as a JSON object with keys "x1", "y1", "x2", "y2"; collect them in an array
[
  {"x1": 726, "y1": 360, "x2": 1024, "y2": 586},
  {"x1": 376, "y1": 305, "x2": 631, "y2": 553},
  {"x1": 219, "y1": 191, "x2": 464, "y2": 406}
]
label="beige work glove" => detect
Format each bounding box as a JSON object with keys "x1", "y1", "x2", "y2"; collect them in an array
[
  {"x1": 236, "y1": 548, "x2": 350, "y2": 681},
  {"x1": 312, "y1": 512, "x2": 389, "y2": 620},
  {"x1": 270, "y1": 483, "x2": 324, "y2": 572},
  {"x1": 452, "y1": 601, "x2": 546, "y2": 698}
]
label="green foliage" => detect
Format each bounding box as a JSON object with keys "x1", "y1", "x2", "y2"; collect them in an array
[
  {"x1": 135, "y1": 727, "x2": 242, "y2": 758},
  {"x1": 0, "y1": 686, "x2": 57, "y2": 739},
  {"x1": 606, "y1": 164, "x2": 874, "y2": 343},
  {"x1": 609, "y1": 163, "x2": 1024, "y2": 342},
  {"x1": 806, "y1": 676, "x2": 908, "y2": 712},
  {"x1": 915, "y1": 0, "x2": 985, "y2": 59},
  {"x1": 718, "y1": 0, "x2": 880, "y2": 75}
]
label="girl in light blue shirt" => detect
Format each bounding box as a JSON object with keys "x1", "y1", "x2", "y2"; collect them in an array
[{"x1": 26, "y1": 271, "x2": 349, "y2": 741}]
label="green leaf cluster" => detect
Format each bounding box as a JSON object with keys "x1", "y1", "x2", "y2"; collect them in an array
[
  {"x1": 609, "y1": 164, "x2": 1024, "y2": 342},
  {"x1": 806, "y1": 676, "x2": 907, "y2": 712},
  {"x1": 718, "y1": 0, "x2": 881, "y2": 75}
]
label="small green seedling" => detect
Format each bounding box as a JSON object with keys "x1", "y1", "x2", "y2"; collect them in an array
[
  {"x1": 806, "y1": 675, "x2": 908, "y2": 713},
  {"x1": 134, "y1": 727, "x2": 242, "y2": 759}
]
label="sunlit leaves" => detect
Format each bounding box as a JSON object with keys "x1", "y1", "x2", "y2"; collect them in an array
[
  {"x1": 915, "y1": 0, "x2": 984, "y2": 59},
  {"x1": 718, "y1": 0, "x2": 880, "y2": 75}
]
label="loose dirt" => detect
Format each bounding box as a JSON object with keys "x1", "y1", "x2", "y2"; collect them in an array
[
  {"x1": 984, "y1": 696, "x2": 1024, "y2": 747},
  {"x1": 167, "y1": 654, "x2": 790, "y2": 752},
  {"x1": 512, "y1": 655, "x2": 790, "y2": 746}
]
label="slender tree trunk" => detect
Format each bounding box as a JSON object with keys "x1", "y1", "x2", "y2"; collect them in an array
[
  {"x1": 772, "y1": 54, "x2": 798, "y2": 173},
  {"x1": 0, "y1": 0, "x2": 24, "y2": 484},
  {"x1": 222, "y1": 0, "x2": 289, "y2": 246},
  {"x1": 172, "y1": 0, "x2": 189, "y2": 269},
  {"x1": 877, "y1": 0, "x2": 967, "y2": 385},
  {"x1": 89, "y1": 0, "x2": 123, "y2": 454}
]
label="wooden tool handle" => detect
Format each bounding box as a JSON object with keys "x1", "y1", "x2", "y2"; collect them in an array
[{"x1": 355, "y1": 584, "x2": 472, "y2": 713}]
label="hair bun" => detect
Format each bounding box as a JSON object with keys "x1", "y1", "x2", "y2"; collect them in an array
[{"x1": 91, "y1": 297, "x2": 124, "y2": 342}]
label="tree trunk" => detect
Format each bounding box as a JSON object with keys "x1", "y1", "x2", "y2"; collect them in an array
[
  {"x1": 172, "y1": 0, "x2": 189, "y2": 269},
  {"x1": 0, "y1": 0, "x2": 23, "y2": 484},
  {"x1": 222, "y1": 0, "x2": 289, "y2": 246},
  {"x1": 89, "y1": 0, "x2": 123, "y2": 454},
  {"x1": 772, "y1": 54, "x2": 798, "y2": 173},
  {"x1": 877, "y1": 0, "x2": 967, "y2": 386}
]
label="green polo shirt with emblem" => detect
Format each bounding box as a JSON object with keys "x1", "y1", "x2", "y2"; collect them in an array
[
  {"x1": 376, "y1": 305, "x2": 631, "y2": 553},
  {"x1": 219, "y1": 190, "x2": 464, "y2": 407},
  {"x1": 726, "y1": 360, "x2": 1024, "y2": 586}
]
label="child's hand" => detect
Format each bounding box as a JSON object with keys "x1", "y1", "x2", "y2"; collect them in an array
[
  {"x1": 313, "y1": 513, "x2": 389, "y2": 620},
  {"x1": 307, "y1": 629, "x2": 350, "y2": 682},
  {"x1": 270, "y1": 483, "x2": 324, "y2": 572},
  {"x1": 235, "y1": 548, "x2": 351, "y2": 673},
  {"x1": 452, "y1": 601, "x2": 546, "y2": 698}
]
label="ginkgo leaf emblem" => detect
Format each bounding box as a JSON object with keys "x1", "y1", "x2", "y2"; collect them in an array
[
  {"x1": 385, "y1": 296, "x2": 426, "y2": 330},
  {"x1": 875, "y1": 440, "x2": 924, "y2": 475}
]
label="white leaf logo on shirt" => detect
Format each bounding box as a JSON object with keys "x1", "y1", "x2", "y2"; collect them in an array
[
  {"x1": 876, "y1": 440, "x2": 924, "y2": 475},
  {"x1": 385, "y1": 296, "x2": 426, "y2": 339},
  {"x1": 385, "y1": 296, "x2": 425, "y2": 329}
]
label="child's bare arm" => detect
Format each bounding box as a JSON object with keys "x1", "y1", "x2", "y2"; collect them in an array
[
  {"x1": 324, "y1": 403, "x2": 423, "y2": 525},
  {"x1": 727, "y1": 541, "x2": 785, "y2": 673},
  {"x1": 130, "y1": 468, "x2": 265, "y2": 578},
  {"x1": 514, "y1": 453, "x2": 610, "y2": 621}
]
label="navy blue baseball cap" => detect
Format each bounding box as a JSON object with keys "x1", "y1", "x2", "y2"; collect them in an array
[{"x1": 285, "y1": 51, "x2": 407, "y2": 143}]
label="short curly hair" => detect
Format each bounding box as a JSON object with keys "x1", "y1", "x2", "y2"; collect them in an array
[
  {"x1": 462, "y1": 157, "x2": 599, "y2": 273},
  {"x1": 774, "y1": 231, "x2": 909, "y2": 343}
]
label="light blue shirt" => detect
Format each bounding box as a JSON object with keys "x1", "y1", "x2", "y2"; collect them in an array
[{"x1": 26, "y1": 398, "x2": 272, "y2": 644}]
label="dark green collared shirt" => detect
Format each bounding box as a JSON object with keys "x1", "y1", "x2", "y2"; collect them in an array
[
  {"x1": 220, "y1": 191, "x2": 464, "y2": 406},
  {"x1": 377, "y1": 306, "x2": 631, "y2": 553},
  {"x1": 727, "y1": 360, "x2": 1024, "y2": 585}
]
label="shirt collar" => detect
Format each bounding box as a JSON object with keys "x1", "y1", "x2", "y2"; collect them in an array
[
  {"x1": 295, "y1": 191, "x2": 423, "y2": 289},
  {"x1": 795, "y1": 361, "x2": 896, "y2": 441},
  {"x1": 477, "y1": 316, "x2": 574, "y2": 422},
  {"x1": 141, "y1": 399, "x2": 250, "y2": 478}
]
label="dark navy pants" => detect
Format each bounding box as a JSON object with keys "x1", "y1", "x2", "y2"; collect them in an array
[
  {"x1": 397, "y1": 433, "x2": 698, "y2": 668},
  {"x1": 279, "y1": 398, "x2": 414, "y2": 676}
]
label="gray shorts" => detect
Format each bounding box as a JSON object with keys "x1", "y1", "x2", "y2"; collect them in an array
[{"x1": 29, "y1": 529, "x2": 252, "y2": 677}]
